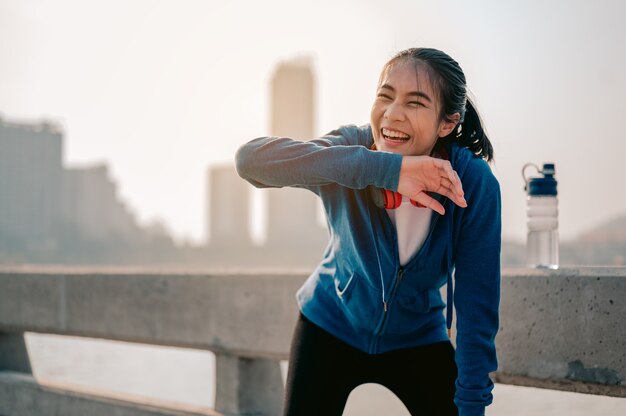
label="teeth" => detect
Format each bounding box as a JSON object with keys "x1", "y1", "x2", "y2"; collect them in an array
[{"x1": 382, "y1": 128, "x2": 410, "y2": 139}]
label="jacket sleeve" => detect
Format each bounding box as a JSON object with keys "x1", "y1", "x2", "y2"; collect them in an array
[
  {"x1": 452, "y1": 158, "x2": 501, "y2": 416},
  {"x1": 235, "y1": 125, "x2": 403, "y2": 192}
]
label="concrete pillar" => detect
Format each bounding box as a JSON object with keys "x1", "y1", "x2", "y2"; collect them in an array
[
  {"x1": 0, "y1": 332, "x2": 32, "y2": 373},
  {"x1": 215, "y1": 353, "x2": 284, "y2": 416}
]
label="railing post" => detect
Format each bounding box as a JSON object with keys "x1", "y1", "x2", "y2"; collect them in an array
[
  {"x1": 215, "y1": 353, "x2": 284, "y2": 416},
  {"x1": 0, "y1": 332, "x2": 32, "y2": 373}
]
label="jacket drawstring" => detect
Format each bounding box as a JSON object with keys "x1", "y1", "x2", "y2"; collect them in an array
[
  {"x1": 374, "y1": 232, "x2": 387, "y2": 312},
  {"x1": 365, "y1": 196, "x2": 387, "y2": 311},
  {"x1": 445, "y1": 244, "x2": 454, "y2": 338}
]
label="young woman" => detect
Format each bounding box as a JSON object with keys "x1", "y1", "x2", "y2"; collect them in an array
[{"x1": 236, "y1": 47, "x2": 500, "y2": 416}]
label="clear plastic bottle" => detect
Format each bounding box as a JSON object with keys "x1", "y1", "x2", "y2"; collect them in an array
[{"x1": 523, "y1": 163, "x2": 559, "y2": 269}]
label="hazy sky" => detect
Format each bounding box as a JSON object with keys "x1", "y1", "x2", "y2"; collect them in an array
[{"x1": 1, "y1": 0, "x2": 625, "y2": 244}]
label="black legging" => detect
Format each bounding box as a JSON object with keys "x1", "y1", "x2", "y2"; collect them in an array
[{"x1": 283, "y1": 313, "x2": 458, "y2": 416}]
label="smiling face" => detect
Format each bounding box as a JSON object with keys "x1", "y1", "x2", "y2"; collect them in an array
[{"x1": 370, "y1": 59, "x2": 457, "y2": 156}]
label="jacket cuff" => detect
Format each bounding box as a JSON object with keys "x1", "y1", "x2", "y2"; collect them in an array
[
  {"x1": 457, "y1": 404, "x2": 485, "y2": 416},
  {"x1": 371, "y1": 150, "x2": 403, "y2": 190}
]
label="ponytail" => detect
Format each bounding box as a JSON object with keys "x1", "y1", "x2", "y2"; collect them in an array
[{"x1": 453, "y1": 98, "x2": 494, "y2": 162}]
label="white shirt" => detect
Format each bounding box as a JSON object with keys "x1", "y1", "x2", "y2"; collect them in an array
[{"x1": 386, "y1": 195, "x2": 433, "y2": 266}]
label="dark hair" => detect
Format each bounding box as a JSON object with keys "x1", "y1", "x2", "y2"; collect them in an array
[{"x1": 383, "y1": 48, "x2": 494, "y2": 161}]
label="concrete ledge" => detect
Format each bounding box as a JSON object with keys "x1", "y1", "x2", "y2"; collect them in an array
[
  {"x1": 1, "y1": 266, "x2": 625, "y2": 398},
  {"x1": 498, "y1": 267, "x2": 626, "y2": 396},
  {"x1": 494, "y1": 372, "x2": 626, "y2": 398},
  {"x1": 0, "y1": 371, "x2": 220, "y2": 416},
  {"x1": 0, "y1": 267, "x2": 306, "y2": 359}
]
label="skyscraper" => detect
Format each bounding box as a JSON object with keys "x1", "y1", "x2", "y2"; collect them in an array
[
  {"x1": 0, "y1": 114, "x2": 150, "y2": 262},
  {"x1": 0, "y1": 117, "x2": 63, "y2": 250},
  {"x1": 62, "y1": 164, "x2": 140, "y2": 241},
  {"x1": 207, "y1": 163, "x2": 251, "y2": 247},
  {"x1": 265, "y1": 57, "x2": 327, "y2": 253}
]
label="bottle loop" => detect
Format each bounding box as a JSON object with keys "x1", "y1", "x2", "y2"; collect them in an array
[{"x1": 521, "y1": 163, "x2": 541, "y2": 192}]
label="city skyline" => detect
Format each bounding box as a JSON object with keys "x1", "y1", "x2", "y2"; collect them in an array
[
  {"x1": 0, "y1": 58, "x2": 331, "y2": 267},
  {"x1": 1, "y1": 0, "x2": 625, "y2": 244},
  {"x1": 1, "y1": 109, "x2": 624, "y2": 267}
]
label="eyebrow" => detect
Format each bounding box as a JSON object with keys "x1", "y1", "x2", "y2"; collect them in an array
[{"x1": 380, "y1": 84, "x2": 432, "y2": 103}]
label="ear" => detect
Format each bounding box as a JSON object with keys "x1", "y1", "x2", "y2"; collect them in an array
[{"x1": 438, "y1": 112, "x2": 461, "y2": 138}]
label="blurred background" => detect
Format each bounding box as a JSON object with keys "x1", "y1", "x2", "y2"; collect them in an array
[{"x1": 1, "y1": 0, "x2": 625, "y2": 414}]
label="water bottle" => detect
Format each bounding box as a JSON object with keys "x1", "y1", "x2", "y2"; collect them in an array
[{"x1": 522, "y1": 163, "x2": 559, "y2": 269}]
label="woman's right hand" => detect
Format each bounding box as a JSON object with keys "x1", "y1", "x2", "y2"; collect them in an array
[{"x1": 397, "y1": 156, "x2": 467, "y2": 215}]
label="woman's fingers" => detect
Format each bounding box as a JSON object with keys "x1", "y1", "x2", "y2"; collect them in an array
[
  {"x1": 398, "y1": 156, "x2": 467, "y2": 211},
  {"x1": 437, "y1": 168, "x2": 467, "y2": 208},
  {"x1": 431, "y1": 179, "x2": 464, "y2": 208},
  {"x1": 437, "y1": 159, "x2": 464, "y2": 199},
  {"x1": 413, "y1": 192, "x2": 446, "y2": 215},
  {"x1": 439, "y1": 185, "x2": 467, "y2": 208}
]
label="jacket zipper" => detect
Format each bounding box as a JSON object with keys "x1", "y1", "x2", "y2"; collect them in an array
[
  {"x1": 369, "y1": 202, "x2": 445, "y2": 353},
  {"x1": 375, "y1": 267, "x2": 404, "y2": 333}
]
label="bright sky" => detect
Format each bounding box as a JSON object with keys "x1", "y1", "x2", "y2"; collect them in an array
[{"x1": 1, "y1": 0, "x2": 625, "y2": 244}]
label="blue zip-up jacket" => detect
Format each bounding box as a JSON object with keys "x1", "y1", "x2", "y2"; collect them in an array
[{"x1": 236, "y1": 124, "x2": 501, "y2": 416}]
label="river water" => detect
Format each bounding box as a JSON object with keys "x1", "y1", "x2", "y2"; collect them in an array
[{"x1": 25, "y1": 333, "x2": 624, "y2": 415}]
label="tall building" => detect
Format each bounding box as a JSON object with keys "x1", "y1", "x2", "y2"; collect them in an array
[
  {"x1": 202, "y1": 57, "x2": 328, "y2": 266},
  {"x1": 0, "y1": 116, "x2": 63, "y2": 250},
  {"x1": 62, "y1": 164, "x2": 140, "y2": 241},
  {"x1": 269, "y1": 56, "x2": 315, "y2": 140},
  {"x1": 0, "y1": 114, "x2": 149, "y2": 263},
  {"x1": 207, "y1": 163, "x2": 251, "y2": 247},
  {"x1": 265, "y1": 58, "x2": 327, "y2": 252}
]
